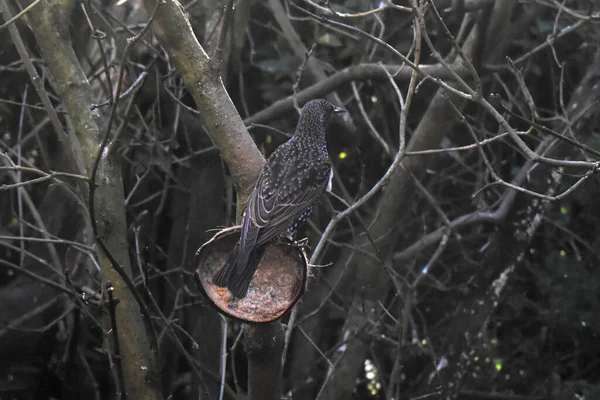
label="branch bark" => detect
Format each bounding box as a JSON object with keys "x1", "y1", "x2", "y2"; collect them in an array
[
  {"x1": 142, "y1": 0, "x2": 263, "y2": 199},
  {"x1": 21, "y1": 0, "x2": 162, "y2": 398},
  {"x1": 292, "y1": 11, "x2": 486, "y2": 400},
  {"x1": 244, "y1": 63, "x2": 469, "y2": 126},
  {"x1": 436, "y1": 47, "x2": 600, "y2": 399},
  {"x1": 245, "y1": 323, "x2": 285, "y2": 400},
  {"x1": 140, "y1": 1, "x2": 285, "y2": 399}
]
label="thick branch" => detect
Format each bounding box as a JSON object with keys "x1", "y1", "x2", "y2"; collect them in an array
[
  {"x1": 436, "y1": 47, "x2": 600, "y2": 399},
  {"x1": 23, "y1": 0, "x2": 162, "y2": 398},
  {"x1": 143, "y1": 0, "x2": 263, "y2": 198},
  {"x1": 244, "y1": 62, "x2": 468, "y2": 125},
  {"x1": 140, "y1": 3, "x2": 289, "y2": 400},
  {"x1": 245, "y1": 323, "x2": 285, "y2": 400},
  {"x1": 312, "y1": 15, "x2": 483, "y2": 400}
]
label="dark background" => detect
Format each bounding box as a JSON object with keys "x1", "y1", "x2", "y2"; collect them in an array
[{"x1": 0, "y1": 0, "x2": 599, "y2": 399}]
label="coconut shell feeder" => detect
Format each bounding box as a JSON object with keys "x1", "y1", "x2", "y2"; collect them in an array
[{"x1": 194, "y1": 226, "x2": 309, "y2": 323}]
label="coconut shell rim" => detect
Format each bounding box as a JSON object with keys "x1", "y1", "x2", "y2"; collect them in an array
[{"x1": 194, "y1": 226, "x2": 308, "y2": 324}]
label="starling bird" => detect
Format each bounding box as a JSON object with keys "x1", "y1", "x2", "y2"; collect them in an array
[{"x1": 213, "y1": 99, "x2": 344, "y2": 298}]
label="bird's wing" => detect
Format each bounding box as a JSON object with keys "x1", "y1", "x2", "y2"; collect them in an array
[
  {"x1": 244, "y1": 145, "x2": 288, "y2": 229},
  {"x1": 249, "y1": 162, "x2": 330, "y2": 248},
  {"x1": 236, "y1": 145, "x2": 288, "y2": 269}
]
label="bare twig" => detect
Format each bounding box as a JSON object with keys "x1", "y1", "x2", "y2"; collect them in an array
[
  {"x1": 0, "y1": 0, "x2": 42, "y2": 31},
  {"x1": 244, "y1": 62, "x2": 468, "y2": 125},
  {"x1": 293, "y1": 43, "x2": 317, "y2": 114},
  {"x1": 106, "y1": 283, "x2": 127, "y2": 400},
  {"x1": 0, "y1": 1, "x2": 66, "y2": 142},
  {"x1": 212, "y1": 0, "x2": 235, "y2": 71}
]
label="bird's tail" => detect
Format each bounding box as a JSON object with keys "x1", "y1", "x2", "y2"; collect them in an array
[
  {"x1": 228, "y1": 247, "x2": 264, "y2": 298},
  {"x1": 212, "y1": 244, "x2": 239, "y2": 288},
  {"x1": 212, "y1": 245, "x2": 264, "y2": 298}
]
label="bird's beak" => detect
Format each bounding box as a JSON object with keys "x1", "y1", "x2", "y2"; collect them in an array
[{"x1": 333, "y1": 106, "x2": 346, "y2": 114}]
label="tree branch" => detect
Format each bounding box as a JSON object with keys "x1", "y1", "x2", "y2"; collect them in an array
[
  {"x1": 23, "y1": 0, "x2": 162, "y2": 397},
  {"x1": 142, "y1": 0, "x2": 263, "y2": 198}
]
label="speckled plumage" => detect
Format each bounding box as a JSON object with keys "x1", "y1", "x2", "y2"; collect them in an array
[{"x1": 213, "y1": 99, "x2": 343, "y2": 298}]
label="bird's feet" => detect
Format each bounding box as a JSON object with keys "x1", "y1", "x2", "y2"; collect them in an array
[{"x1": 288, "y1": 237, "x2": 310, "y2": 250}]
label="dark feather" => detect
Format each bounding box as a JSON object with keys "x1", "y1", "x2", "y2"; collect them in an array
[
  {"x1": 212, "y1": 99, "x2": 341, "y2": 298},
  {"x1": 227, "y1": 247, "x2": 265, "y2": 298},
  {"x1": 247, "y1": 142, "x2": 330, "y2": 248},
  {"x1": 212, "y1": 244, "x2": 238, "y2": 287}
]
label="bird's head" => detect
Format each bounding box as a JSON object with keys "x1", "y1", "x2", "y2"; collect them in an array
[
  {"x1": 295, "y1": 99, "x2": 345, "y2": 138},
  {"x1": 301, "y1": 99, "x2": 345, "y2": 120}
]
